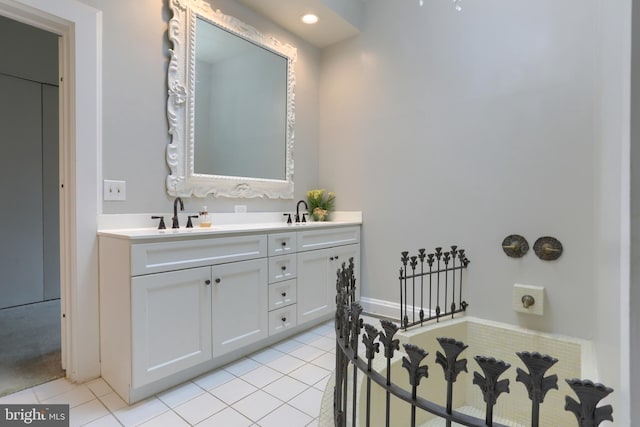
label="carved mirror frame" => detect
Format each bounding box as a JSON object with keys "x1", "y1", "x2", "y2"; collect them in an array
[{"x1": 167, "y1": 0, "x2": 296, "y2": 198}]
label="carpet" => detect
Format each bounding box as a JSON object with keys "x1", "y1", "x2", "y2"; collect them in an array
[{"x1": 0, "y1": 299, "x2": 64, "y2": 397}]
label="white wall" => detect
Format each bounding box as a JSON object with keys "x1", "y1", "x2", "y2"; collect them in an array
[
  {"x1": 321, "y1": 0, "x2": 598, "y2": 336},
  {"x1": 76, "y1": 0, "x2": 321, "y2": 215},
  {"x1": 320, "y1": 0, "x2": 629, "y2": 419}
]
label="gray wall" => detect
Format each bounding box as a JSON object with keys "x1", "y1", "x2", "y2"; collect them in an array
[
  {"x1": 0, "y1": 15, "x2": 59, "y2": 308},
  {"x1": 77, "y1": 0, "x2": 321, "y2": 215}
]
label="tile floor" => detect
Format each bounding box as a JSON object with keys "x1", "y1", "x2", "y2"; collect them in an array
[{"x1": 0, "y1": 321, "x2": 336, "y2": 427}]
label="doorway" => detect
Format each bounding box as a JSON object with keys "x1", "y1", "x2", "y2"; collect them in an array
[{"x1": 0, "y1": 14, "x2": 63, "y2": 396}]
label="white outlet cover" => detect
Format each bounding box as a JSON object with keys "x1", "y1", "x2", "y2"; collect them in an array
[{"x1": 513, "y1": 283, "x2": 544, "y2": 315}]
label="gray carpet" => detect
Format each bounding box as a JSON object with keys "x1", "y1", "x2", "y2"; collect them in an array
[{"x1": 0, "y1": 299, "x2": 64, "y2": 397}]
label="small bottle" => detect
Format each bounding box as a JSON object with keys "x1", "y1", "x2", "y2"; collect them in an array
[{"x1": 199, "y1": 206, "x2": 212, "y2": 228}]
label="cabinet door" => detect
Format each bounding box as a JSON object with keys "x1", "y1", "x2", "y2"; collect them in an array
[
  {"x1": 296, "y1": 244, "x2": 360, "y2": 325},
  {"x1": 211, "y1": 258, "x2": 268, "y2": 357},
  {"x1": 132, "y1": 267, "x2": 212, "y2": 387}
]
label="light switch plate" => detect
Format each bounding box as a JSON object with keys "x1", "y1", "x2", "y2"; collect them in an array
[
  {"x1": 513, "y1": 283, "x2": 544, "y2": 315},
  {"x1": 104, "y1": 179, "x2": 126, "y2": 201}
]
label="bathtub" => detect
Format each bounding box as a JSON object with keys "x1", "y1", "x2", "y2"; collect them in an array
[{"x1": 350, "y1": 316, "x2": 597, "y2": 427}]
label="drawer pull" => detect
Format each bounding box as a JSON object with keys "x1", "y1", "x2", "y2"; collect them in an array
[
  {"x1": 329, "y1": 257, "x2": 334, "y2": 261},
  {"x1": 281, "y1": 241, "x2": 287, "y2": 246},
  {"x1": 205, "y1": 279, "x2": 211, "y2": 285},
  {"x1": 281, "y1": 317, "x2": 287, "y2": 322},
  {"x1": 281, "y1": 265, "x2": 287, "y2": 271},
  {"x1": 281, "y1": 292, "x2": 287, "y2": 297},
  {"x1": 215, "y1": 278, "x2": 221, "y2": 284}
]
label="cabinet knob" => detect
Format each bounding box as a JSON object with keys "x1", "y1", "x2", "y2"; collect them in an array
[
  {"x1": 205, "y1": 279, "x2": 211, "y2": 285},
  {"x1": 281, "y1": 317, "x2": 287, "y2": 322},
  {"x1": 215, "y1": 278, "x2": 221, "y2": 284},
  {"x1": 281, "y1": 292, "x2": 287, "y2": 297},
  {"x1": 281, "y1": 265, "x2": 287, "y2": 271},
  {"x1": 329, "y1": 257, "x2": 334, "y2": 261},
  {"x1": 335, "y1": 255, "x2": 339, "y2": 260},
  {"x1": 281, "y1": 241, "x2": 286, "y2": 246}
]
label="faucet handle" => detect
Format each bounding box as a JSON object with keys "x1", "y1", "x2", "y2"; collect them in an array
[
  {"x1": 186, "y1": 215, "x2": 198, "y2": 228},
  {"x1": 283, "y1": 213, "x2": 292, "y2": 224},
  {"x1": 302, "y1": 212, "x2": 308, "y2": 223},
  {"x1": 151, "y1": 216, "x2": 166, "y2": 230}
]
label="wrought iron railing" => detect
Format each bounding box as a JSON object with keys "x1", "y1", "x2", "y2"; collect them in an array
[
  {"x1": 334, "y1": 259, "x2": 614, "y2": 427},
  {"x1": 399, "y1": 247, "x2": 470, "y2": 330}
]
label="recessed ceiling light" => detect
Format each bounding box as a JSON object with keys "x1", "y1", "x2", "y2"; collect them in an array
[{"x1": 301, "y1": 13, "x2": 319, "y2": 25}]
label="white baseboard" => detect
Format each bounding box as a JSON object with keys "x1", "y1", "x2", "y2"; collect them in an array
[{"x1": 359, "y1": 297, "x2": 427, "y2": 321}]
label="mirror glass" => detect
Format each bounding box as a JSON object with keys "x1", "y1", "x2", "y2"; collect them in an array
[{"x1": 167, "y1": 0, "x2": 296, "y2": 198}]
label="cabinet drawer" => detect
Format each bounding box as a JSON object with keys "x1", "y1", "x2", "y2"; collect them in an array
[
  {"x1": 268, "y1": 279, "x2": 296, "y2": 311},
  {"x1": 269, "y1": 305, "x2": 297, "y2": 336},
  {"x1": 131, "y1": 235, "x2": 267, "y2": 276},
  {"x1": 268, "y1": 254, "x2": 297, "y2": 283},
  {"x1": 268, "y1": 232, "x2": 297, "y2": 257},
  {"x1": 297, "y1": 226, "x2": 360, "y2": 252}
]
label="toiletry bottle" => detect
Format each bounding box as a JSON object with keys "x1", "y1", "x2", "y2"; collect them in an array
[{"x1": 199, "y1": 206, "x2": 212, "y2": 227}]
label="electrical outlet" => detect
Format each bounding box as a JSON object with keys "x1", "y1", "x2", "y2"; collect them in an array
[
  {"x1": 234, "y1": 205, "x2": 247, "y2": 213},
  {"x1": 103, "y1": 179, "x2": 126, "y2": 201}
]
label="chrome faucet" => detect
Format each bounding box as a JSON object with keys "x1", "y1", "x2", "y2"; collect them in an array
[
  {"x1": 172, "y1": 197, "x2": 184, "y2": 228},
  {"x1": 295, "y1": 200, "x2": 308, "y2": 223}
]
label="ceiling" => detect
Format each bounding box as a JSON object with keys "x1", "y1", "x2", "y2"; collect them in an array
[{"x1": 235, "y1": 0, "x2": 361, "y2": 48}]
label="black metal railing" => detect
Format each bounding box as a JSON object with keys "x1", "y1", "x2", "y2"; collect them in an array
[
  {"x1": 334, "y1": 259, "x2": 614, "y2": 427},
  {"x1": 399, "y1": 246, "x2": 470, "y2": 330}
]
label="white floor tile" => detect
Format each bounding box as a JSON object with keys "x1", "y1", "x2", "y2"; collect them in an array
[
  {"x1": 196, "y1": 407, "x2": 253, "y2": 427},
  {"x1": 210, "y1": 378, "x2": 257, "y2": 405},
  {"x1": 85, "y1": 378, "x2": 114, "y2": 398},
  {"x1": 138, "y1": 410, "x2": 190, "y2": 427},
  {"x1": 231, "y1": 390, "x2": 282, "y2": 422},
  {"x1": 98, "y1": 392, "x2": 127, "y2": 413},
  {"x1": 224, "y1": 357, "x2": 261, "y2": 376},
  {"x1": 257, "y1": 403, "x2": 312, "y2": 427},
  {"x1": 240, "y1": 365, "x2": 283, "y2": 389},
  {"x1": 112, "y1": 397, "x2": 169, "y2": 426},
  {"x1": 33, "y1": 378, "x2": 76, "y2": 401},
  {"x1": 310, "y1": 352, "x2": 335, "y2": 371},
  {"x1": 42, "y1": 384, "x2": 95, "y2": 408},
  {"x1": 262, "y1": 376, "x2": 309, "y2": 402},
  {"x1": 69, "y1": 398, "x2": 109, "y2": 427},
  {"x1": 312, "y1": 375, "x2": 330, "y2": 392},
  {"x1": 292, "y1": 331, "x2": 324, "y2": 345},
  {"x1": 193, "y1": 369, "x2": 234, "y2": 391},
  {"x1": 82, "y1": 413, "x2": 122, "y2": 427},
  {"x1": 288, "y1": 387, "x2": 324, "y2": 418},
  {"x1": 307, "y1": 336, "x2": 335, "y2": 352},
  {"x1": 157, "y1": 381, "x2": 204, "y2": 408},
  {"x1": 248, "y1": 348, "x2": 285, "y2": 365},
  {"x1": 173, "y1": 392, "x2": 226, "y2": 425},
  {"x1": 289, "y1": 345, "x2": 326, "y2": 362},
  {"x1": 288, "y1": 364, "x2": 331, "y2": 386},
  {"x1": 265, "y1": 354, "x2": 306, "y2": 374},
  {"x1": 271, "y1": 338, "x2": 305, "y2": 353}
]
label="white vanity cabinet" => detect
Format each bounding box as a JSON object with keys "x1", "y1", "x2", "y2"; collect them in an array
[
  {"x1": 211, "y1": 258, "x2": 268, "y2": 357},
  {"x1": 296, "y1": 227, "x2": 361, "y2": 324},
  {"x1": 98, "y1": 222, "x2": 360, "y2": 403},
  {"x1": 131, "y1": 267, "x2": 212, "y2": 387}
]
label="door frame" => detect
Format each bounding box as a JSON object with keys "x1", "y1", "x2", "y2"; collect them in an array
[{"x1": 0, "y1": 0, "x2": 102, "y2": 382}]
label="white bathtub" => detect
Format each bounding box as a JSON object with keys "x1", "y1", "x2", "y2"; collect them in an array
[{"x1": 353, "y1": 316, "x2": 597, "y2": 427}]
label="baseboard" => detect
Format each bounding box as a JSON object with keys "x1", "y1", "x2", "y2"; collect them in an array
[{"x1": 359, "y1": 297, "x2": 426, "y2": 321}]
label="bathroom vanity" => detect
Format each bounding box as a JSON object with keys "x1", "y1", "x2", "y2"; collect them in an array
[{"x1": 97, "y1": 220, "x2": 360, "y2": 403}]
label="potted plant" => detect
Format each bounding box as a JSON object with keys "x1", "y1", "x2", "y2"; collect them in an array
[{"x1": 307, "y1": 189, "x2": 335, "y2": 221}]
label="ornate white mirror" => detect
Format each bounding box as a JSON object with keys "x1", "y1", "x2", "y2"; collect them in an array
[{"x1": 167, "y1": 0, "x2": 296, "y2": 198}]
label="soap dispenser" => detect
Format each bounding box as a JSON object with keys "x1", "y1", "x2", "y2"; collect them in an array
[{"x1": 199, "y1": 206, "x2": 212, "y2": 228}]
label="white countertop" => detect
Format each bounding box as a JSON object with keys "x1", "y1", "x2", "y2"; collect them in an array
[{"x1": 97, "y1": 211, "x2": 362, "y2": 241}]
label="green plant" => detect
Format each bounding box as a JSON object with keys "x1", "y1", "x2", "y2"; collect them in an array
[{"x1": 307, "y1": 189, "x2": 335, "y2": 221}]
